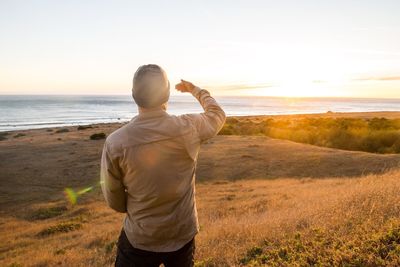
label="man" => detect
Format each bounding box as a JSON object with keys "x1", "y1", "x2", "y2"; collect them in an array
[{"x1": 100, "y1": 64, "x2": 226, "y2": 267}]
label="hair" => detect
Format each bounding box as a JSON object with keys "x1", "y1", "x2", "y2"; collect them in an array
[
  {"x1": 133, "y1": 64, "x2": 163, "y2": 81},
  {"x1": 132, "y1": 64, "x2": 170, "y2": 108}
]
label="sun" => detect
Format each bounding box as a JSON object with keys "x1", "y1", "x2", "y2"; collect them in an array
[
  {"x1": 235, "y1": 46, "x2": 350, "y2": 97},
  {"x1": 276, "y1": 80, "x2": 329, "y2": 97}
]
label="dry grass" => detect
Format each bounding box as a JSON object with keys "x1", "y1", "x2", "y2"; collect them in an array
[
  {"x1": 196, "y1": 171, "x2": 400, "y2": 266},
  {"x1": 1, "y1": 170, "x2": 399, "y2": 266},
  {"x1": 1, "y1": 115, "x2": 400, "y2": 266}
]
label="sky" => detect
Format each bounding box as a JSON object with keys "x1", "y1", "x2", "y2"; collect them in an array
[{"x1": 0, "y1": 0, "x2": 400, "y2": 97}]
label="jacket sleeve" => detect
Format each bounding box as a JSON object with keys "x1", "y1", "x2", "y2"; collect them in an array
[
  {"x1": 100, "y1": 141, "x2": 127, "y2": 213},
  {"x1": 185, "y1": 87, "x2": 226, "y2": 142}
]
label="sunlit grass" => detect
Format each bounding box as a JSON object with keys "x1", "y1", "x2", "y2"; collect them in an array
[
  {"x1": 1, "y1": 118, "x2": 400, "y2": 266},
  {"x1": 220, "y1": 117, "x2": 400, "y2": 153},
  {"x1": 1, "y1": 170, "x2": 399, "y2": 266}
]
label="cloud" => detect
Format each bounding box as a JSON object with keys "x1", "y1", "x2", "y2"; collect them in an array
[{"x1": 354, "y1": 76, "x2": 400, "y2": 81}]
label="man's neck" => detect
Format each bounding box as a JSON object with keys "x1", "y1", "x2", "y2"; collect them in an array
[{"x1": 138, "y1": 104, "x2": 167, "y2": 114}]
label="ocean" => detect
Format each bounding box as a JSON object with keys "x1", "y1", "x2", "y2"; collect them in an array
[{"x1": 1, "y1": 95, "x2": 400, "y2": 132}]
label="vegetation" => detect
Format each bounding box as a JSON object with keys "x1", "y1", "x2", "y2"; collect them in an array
[
  {"x1": 0, "y1": 132, "x2": 9, "y2": 141},
  {"x1": 1, "y1": 170, "x2": 399, "y2": 266},
  {"x1": 37, "y1": 222, "x2": 82, "y2": 237},
  {"x1": 90, "y1": 132, "x2": 106, "y2": 140},
  {"x1": 1, "y1": 119, "x2": 400, "y2": 266},
  {"x1": 239, "y1": 223, "x2": 400, "y2": 266},
  {"x1": 77, "y1": 125, "x2": 93, "y2": 130},
  {"x1": 219, "y1": 117, "x2": 400, "y2": 153},
  {"x1": 13, "y1": 133, "x2": 26, "y2": 138},
  {"x1": 30, "y1": 206, "x2": 68, "y2": 220},
  {"x1": 55, "y1": 128, "x2": 70, "y2": 133}
]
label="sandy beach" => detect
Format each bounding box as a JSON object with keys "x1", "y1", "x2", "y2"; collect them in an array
[{"x1": 1, "y1": 112, "x2": 400, "y2": 266}]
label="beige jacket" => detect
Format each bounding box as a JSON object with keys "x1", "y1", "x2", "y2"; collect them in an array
[{"x1": 100, "y1": 87, "x2": 226, "y2": 252}]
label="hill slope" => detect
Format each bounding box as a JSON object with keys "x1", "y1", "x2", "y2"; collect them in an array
[
  {"x1": 0, "y1": 121, "x2": 399, "y2": 266},
  {"x1": 1, "y1": 170, "x2": 399, "y2": 266},
  {"x1": 1, "y1": 126, "x2": 399, "y2": 210}
]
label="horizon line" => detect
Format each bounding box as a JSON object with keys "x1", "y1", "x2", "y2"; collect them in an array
[{"x1": 1, "y1": 93, "x2": 400, "y2": 101}]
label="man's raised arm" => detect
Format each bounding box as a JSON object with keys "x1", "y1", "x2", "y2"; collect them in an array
[{"x1": 176, "y1": 79, "x2": 226, "y2": 141}]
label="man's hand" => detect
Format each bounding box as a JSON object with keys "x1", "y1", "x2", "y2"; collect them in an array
[{"x1": 175, "y1": 79, "x2": 196, "y2": 93}]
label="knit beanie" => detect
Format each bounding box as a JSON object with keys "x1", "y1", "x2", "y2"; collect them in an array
[{"x1": 132, "y1": 64, "x2": 170, "y2": 108}]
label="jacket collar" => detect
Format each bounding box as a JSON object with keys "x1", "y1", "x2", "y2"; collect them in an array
[{"x1": 136, "y1": 108, "x2": 168, "y2": 120}]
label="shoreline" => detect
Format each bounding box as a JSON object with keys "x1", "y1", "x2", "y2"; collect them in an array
[{"x1": 2, "y1": 111, "x2": 400, "y2": 134}]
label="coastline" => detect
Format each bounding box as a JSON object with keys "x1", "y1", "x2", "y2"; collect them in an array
[
  {"x1": 1, "y1": 111, "x2": 400, "y2": 266},
  {"x1": 3, "y1": 93, "x2": 400, "y2": 132},
  {"x1": 2, "y1": 111, "x2": 400, "y2": 135},
  {"x1": 1, "y1": 110, "x2": 400, "y2": 211}
]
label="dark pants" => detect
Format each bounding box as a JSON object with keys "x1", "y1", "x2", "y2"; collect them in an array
[{"x1": 115, "y1": 229, "x2": 195, "y2": 267}]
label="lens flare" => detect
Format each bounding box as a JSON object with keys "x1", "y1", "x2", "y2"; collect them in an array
[
  {"x1": 64, "y1": 186, "x2": 96, "y2": 205},
  {"x1": 64, "y1": 181, "x2": 104, "y2": 205},
  {"x1": 64, "y1": 187, "x2": 78, "y2": 205},
  {"x1": 77, "y1": 186, "x2": 94, "y2": 195}
]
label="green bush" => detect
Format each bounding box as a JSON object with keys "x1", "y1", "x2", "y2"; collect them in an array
[
  {"x1": 30, "y1": 206, "x2": 68, "y2": 220},
  {"x1": 218, "y1": 117, "x2": 400, "y2": 154},
  {"x1": 55, "y1": 128, "x2": 69, "y2": 133},
  {"x1": 77, "y1": 125, "x2": 93, "y2": 130},
  {"x1": 238, "y1": 222, "x2": 400, "y2": 266},
  {"x1": 38, "y1": 222, "x2": 82, "y2": 237},
  {"x1": 90, "y1": 133, "x2": 106, "y2": 140},
  {"x1": 0, "y1": 132, "x2": 9, "y2": 141}
]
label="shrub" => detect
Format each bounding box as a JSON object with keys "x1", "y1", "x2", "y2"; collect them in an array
[
  {"x1": 38, "y1": 222, "x2": 82, "y2": 237},
  {"x1": 77, "y1": 125, "x2": 93, "y2": 130},
  {"x1": 239, "y1": 246, "x2": 263, "y2": 265},
  {"x1": 393, "y1": 139, "x2": 400, "y2": 153},
  {"x1": 0, "y1": 132, "x2": 9, "y2": 141},
  {"x1": 225, "y1": 117, "x2": 239, "y2": 124},
  {"x1": 105, "y1": 241, "x2": 117, "y2": 254},
  {"x1": 218, "y1": 124, "x2": 234, "y2": 135},
  {"x1": 90, "y1": 133, "x2": 106, "y2": 140},
  {"x1": 30, "y1": 206, "x2": 68, "y2": 220},
  {"x1": 368, "y1": 117, "x2": 392, "y2": 130},
  {"x1": 219, "y1": 116, "x2": 400, "y2": 154},
  {"x1": 13, "y1": 133, "x2": 26, "y2": 138},
  {"x1": 237, "y1": 222, "x2": 400, "y2": 266},
  {"x1": 55, "y1": 128, "x2": 70, "y2": 133}
]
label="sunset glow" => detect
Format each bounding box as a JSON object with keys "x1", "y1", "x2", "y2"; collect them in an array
[{"x1": 0, "y1": 1, "x2": 399, "y2": 98}]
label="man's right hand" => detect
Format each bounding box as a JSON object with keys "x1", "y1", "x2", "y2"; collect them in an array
[{"x1": 175, "y1": 79, "x2": 196, "y2": 94}]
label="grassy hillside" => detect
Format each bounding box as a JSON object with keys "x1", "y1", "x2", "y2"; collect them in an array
[
  {"x1": 220, "y1": 116, "x2": 400, "y2": 154},
  {"x1": 1, "y1": 171, "x2": 399, "y2": 266},
  {"x1": 0, "y1": 118, "x2": 399, "y2": 266}
]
